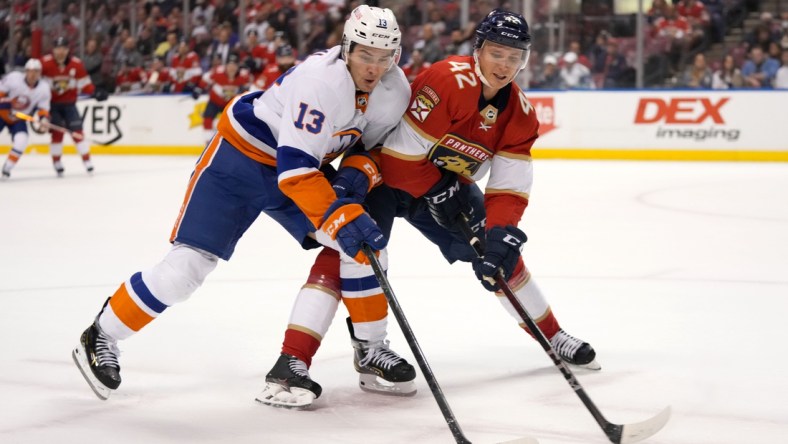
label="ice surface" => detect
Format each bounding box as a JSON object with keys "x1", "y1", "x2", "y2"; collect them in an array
[{"x1": 2, "y1": 155, "x2": 787, "y2": 443}]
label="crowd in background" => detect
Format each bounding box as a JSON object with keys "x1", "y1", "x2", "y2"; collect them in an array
[{"x1": 1, "y1": 0, "x2": 786, "y2": 93}]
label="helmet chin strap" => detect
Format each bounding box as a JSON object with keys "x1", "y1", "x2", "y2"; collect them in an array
[{"x1": 473, "y1": 50, "x2": 494, "y2": 88}]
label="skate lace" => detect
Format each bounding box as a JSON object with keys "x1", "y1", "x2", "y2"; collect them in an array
[
  {"x1": 95, "y1": 331, "x2": 121, "y2": 369},
  {"x1": 287, "y1": 357, "x2": 311, "y2": 379},
  {"x1": 551, "y1": 330, "x2": 583, "y2": 360},
  {"x1": 359, "y1": 340, "x2": 404, "y2": 370}
]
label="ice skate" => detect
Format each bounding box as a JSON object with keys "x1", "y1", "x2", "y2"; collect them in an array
[
  {"x1": 83, "y1": 158, "x2": 94, "y2": 174},
  {"x1": 256, "y1": 353, "x2": 322, "y2": 409},
  {"x1": 72, "y1": 320, "x2": 121, "y2": 400},
  {"x1": 1, "y1": 166, "x2": 9, "y2": 179},
  {"x1": 551, "y1": 329, "x2": 600, "y2": 370},
  {"x1": 53, "y1": 158, "x2": 64, "y2": 177},
  {"x1": 347, "y1": 317, "x2": 417, "y2": 396}
]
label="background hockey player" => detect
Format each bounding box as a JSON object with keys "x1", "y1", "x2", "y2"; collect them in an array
[
  {"x1": 264, "y1": 9, "x2": 600, "y2": 409},
  {"x1": 72, "y1": 6, "x2": 414, "y2": 407},
  {"x1": 41, "y1": 37, "x2": 108, "y2": 177},
  {"x1": 1, "y1": 59, "x2": 51, "y2": 179},
  {"x1": 252, "y1": 43, "x2": 297, "y2": 92},
  {"x1": 192, "y1": 53, "x2": 251, "y2": 143},
  {"x1": 168, "y1": 39, "x2": 202, "y2": 94}
]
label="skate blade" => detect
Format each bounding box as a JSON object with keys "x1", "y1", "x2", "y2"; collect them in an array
[
  {"x1": 72, "y1": 347, "x2": 112, "y2": 400},
  {"x1": 358, "y1": 373, "x2": 417, "y2": 397},
  {"x1": 255, "y1": 383, "x2": 316, "y2": 410},
  {"x1": 573, "y1": 359, "x2": 601, "y2": 371}
]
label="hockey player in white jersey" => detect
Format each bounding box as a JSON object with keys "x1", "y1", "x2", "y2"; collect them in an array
[
  {"x1": 72, "y1": 5, "x2": 414, "y2": 405},
  {"x1": 1, "y1": 59, "x2": 52, "y2": 179}
]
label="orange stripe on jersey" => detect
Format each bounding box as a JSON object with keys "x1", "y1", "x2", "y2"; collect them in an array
[
  {"x1": 169, "y1": 135, "x2": 222, "y2": 243},
  {"x1": 333, "y1": 128, "x2": 362, "y2": 139},
  {"x1": 109, "y1": 283, "x2": 155, "y2": 331},
  {"x1": 278, "y1": 170, "x2": 336, "y2": 229},
  {"x1": 342, "y1": 293, "x2": 388, "y2": 323},
  {"x1": 216, "y1": 112, "x2": 277, "y2": 166}
]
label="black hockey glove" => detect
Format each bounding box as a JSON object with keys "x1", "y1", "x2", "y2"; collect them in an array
[
  {"x1": 423, "y1": 170, "x2": 472, "y2": 229},
  {"x1": 92, "y1": 89, "x2": 109, "y2": 102},
  {"x1": 191, "y1": 87, "x2": 203, "y2": 100},
  {"x1": 473, "y1": 225, "x2": 527, "y2": 291}
]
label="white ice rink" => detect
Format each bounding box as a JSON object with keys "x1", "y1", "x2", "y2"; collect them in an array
[{"x1": 1, "y1": 154, "x2": 787, "y2": 444}]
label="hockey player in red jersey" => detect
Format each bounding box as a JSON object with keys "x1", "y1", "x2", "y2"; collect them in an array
[
  {"x1": 72, "y1": 5, "x2": 413, "y2": 405},
  {"x1": 253, "y1": 43, "x2": 297, "y2": 91},
  {"x1": 192, "y1": 53, "x2": 252, "y2": 142},
  {"x1": 168, "y1": 40, "x2": 202, "y2": 94},
  {"x1": 262, "y1": 9, "x2": 600, "y2": 408},
  {"x1": 40, "y1": 36, "x2": 107, "y2": 176}
]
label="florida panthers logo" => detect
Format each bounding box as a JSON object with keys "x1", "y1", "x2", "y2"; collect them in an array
[
  {"x1": 434, "y1": 155, "x2": 478, "y2": 176},
  {"x1": 409, "y1": 94, "x2": 434, "y2": 123}
]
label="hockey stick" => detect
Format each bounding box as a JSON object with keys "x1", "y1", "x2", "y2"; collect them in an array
[
  {"x1": 362, "y1": 245, "x2": 538, "y2": 444},
  {"x1": 456, "y1": 218, "x2": 670, "y2": 444},
  {"x1": 14, "y1": 111, "x2": 88, "y2": 142},
  {"x1": 362, "y1": 244, "x2": 473, "y2": 444}
]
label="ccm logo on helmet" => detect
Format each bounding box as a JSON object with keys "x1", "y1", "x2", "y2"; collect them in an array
[{"x1": 372, "y1": 33, "x2": 391, "y2": 39}]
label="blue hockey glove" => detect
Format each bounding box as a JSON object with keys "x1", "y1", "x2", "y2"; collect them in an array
[
  {"x1": 332, "y1": 166, "x2": 370, "y2": 202},
  {"x1": 331, "y1": 153, "x2": 381, "y2": 203},
  {"x1": 473, "y1": 225, "x2": 527, "y2": 291},
  {"x1": 423, "y1": 171, "x2": 472, "y2": 229},
  {"x1": 319, "y1": 198, "x2": 387, "y2": 264}
]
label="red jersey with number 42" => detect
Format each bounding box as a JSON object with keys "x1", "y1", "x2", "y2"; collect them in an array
[
  {"x1": 41, "y1": 55, "x2": 95, "y2": 104},
  {"x1": 380, "y1": 55, "x2": 540, "y2": 229}
]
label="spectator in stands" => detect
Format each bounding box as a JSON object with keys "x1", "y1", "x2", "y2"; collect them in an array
[
  {"x1": 675, "y1": 0, "x2": 710, "y2": 50},
  {"x1": 774, "y1": 49, "x2": 788, "y2": 89},
  {"x1": 169, "y1": 39, "x2": 202, "y2": 93},
  {"x1": 254, "y1": 43, "x2": 296, "y2": 91},
  {"x1": 767, "y1": 41, "x2": 782, "y2": 62},
  {"x1": 653, "y1": 5, "x2": 690, "y2": 75},
  {"x1": 415, "y1": 23, "x2": 445, "y2": 64},
  {"x1": 711, "y1": 54, "x2": 744, "y2": 89},
  {"x1": 114, "y1": 36, "x2": 143, "y2": 75},
  {"x1": 600, "y1": 40, "x2": 631, "y2": 88},
  {"x1": 560, "y1": 52, "x2": 594, "y2": 89},
  {"x1": 401, "y1": 48, "x2": 431, "y2": 83},
  {"x1": 114, "y1": 60, "x2": 146, "y2": 94},
  {"x1": 742, "y1": 46, "x2": 780, "y2": 88},
  {"x1": 647, "y1": 0, "x2": 669, "y2": 24},
  {"x1": 699, "y1": 0, "x2": 725, "y2": 43},
  {"x1": 240, "y1": 29, "x2": 271, "y2": 75},
  {"x1": 191, "y1": 14, "x2": 210, "y2": 41},
  {"x1": 136, "y1": 26, "x2": 157, "y2": 61},
  {"x1": 678, "y1": 52, "x2": 712, "y2": 88},
  {"x1": 143, "y1": 56, "x2": 171, "y2": 93},
  {"x1": 444, "y1": 29, "x2": 473, "y2": 57},
  {"x1": 83, "y1": 37, "x2": 105, "y2": 88},
  {"x1": 206, "y1": 24, "x2": 236, "y2": 67},
  {"x1": 567, "y1": 41, "x2": 591, "y2": 69},
  {"x1": 531, "y1": 54, "x2": 562, "y2": 89},
  {"x1": 154, "y1": 30, "x2": 176, "y2": 63}
]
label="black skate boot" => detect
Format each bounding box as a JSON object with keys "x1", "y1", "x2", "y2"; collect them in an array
[
  {"x1": 347, "y1": 317, "x2": 417, "y2": 396},
  {"x1": 256, "y1": 354, "x2": 323, "y2": 409},
  {"x1": 551, "y1": 329, "x2": 600, "y2": 370},
  {"x1": 72, "y1": 319, "x2": 122, "y2": 400}
]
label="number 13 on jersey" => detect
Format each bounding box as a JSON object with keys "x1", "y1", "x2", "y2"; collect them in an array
[{"x1": 294, "y1": 102, "x2": 325, "y2": 134}]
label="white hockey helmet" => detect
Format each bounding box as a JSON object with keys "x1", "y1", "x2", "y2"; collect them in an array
[
  {"x1": 342, "y1": 5, "x2": 401, "y2": 69},
  {"x1": 24, "y1": 58, "x2": 42, "y2": 71}
]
